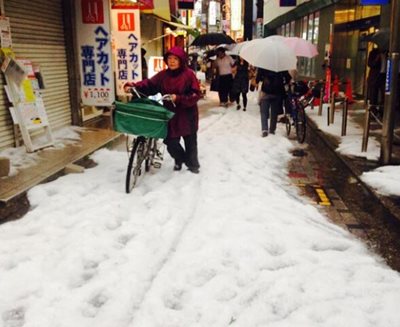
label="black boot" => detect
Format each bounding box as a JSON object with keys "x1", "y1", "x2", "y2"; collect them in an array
[{"x1": 173, "y1": 162, "x2": 182, "y2": 171}]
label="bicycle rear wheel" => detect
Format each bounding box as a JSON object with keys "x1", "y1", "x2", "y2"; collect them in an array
[
  {"x1": 295, "y1": 107, "x2": 306, "y2": 143},
  {"x1": 126, "y1": 136, "x2": 146, "y2": 193}
]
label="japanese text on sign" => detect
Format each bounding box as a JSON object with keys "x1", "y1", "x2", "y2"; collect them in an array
[
  {"x1": 112, "y1": 9, "x2": 142, "y2": 96},
  {"x1": 76, "y1": 0, "x2": 115, "y2": 106}
]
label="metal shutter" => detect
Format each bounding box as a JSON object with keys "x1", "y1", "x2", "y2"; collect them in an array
[{"x1": 0, "y1": 0, "x2": 72, "y2": 149}]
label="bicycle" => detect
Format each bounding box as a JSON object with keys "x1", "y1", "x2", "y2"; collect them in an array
[
  {"x1": 285, "y1": 81, "x2": 314, "y2": 144},
  {"x1": 114, "y1": 88, "x2": 175, "y2": 193}
]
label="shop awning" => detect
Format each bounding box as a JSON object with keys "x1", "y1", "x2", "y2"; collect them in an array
[
  {"x1": 160, "y1": 19, "x2": 193, "y2": 31},
  {"x1": 142, "y1": 0, "x2": 171, "y2": 21},
  {"x1": 158, "y1": 17, "x2": 199, "y2": 37}
]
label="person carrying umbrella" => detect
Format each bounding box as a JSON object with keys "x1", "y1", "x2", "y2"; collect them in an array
[
  {"x1": 212, "y1": 47, "x2": 236, "y2": 107},
  {"x1": 256, "y1": 68, "x2": 291, "y2": 137},
  {"x1": 124, "y1": 46, "x2": 202, "y2": 174}
]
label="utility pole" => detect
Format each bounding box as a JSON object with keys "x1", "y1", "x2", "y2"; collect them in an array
[
  {"x1": 255, "y1": 0, "x2": 264, "y2": 38},
  {"x1": 243, "y1": 0, "x2": 253, "y2": 41},
  {"x1": 380, "y1": 0, "x2": 400, "y2": 164}
]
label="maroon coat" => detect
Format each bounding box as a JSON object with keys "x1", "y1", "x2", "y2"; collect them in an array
[{"x1": 134, "y1": 47, "x2": 201, "y2": 138}]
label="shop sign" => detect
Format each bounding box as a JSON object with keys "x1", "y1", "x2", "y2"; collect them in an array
[
  {"x1": 111, "y1": 0, "x2": 154, "y2": 9},
  {"x1": 111, "y1": 9, "x2": 142, "y2": 96},
  {"x1": 178, "y1": 0, "x2": 194, "y2": 10},
  {"x1": 209, "y1": 1, "x2": 217, "y2": 25},
  {"x1": 231, "y1": 0, "x2": 241, "y2": 31},
  {"x1": 360, "y1": 0, "x2": 388, "y2": 5},
  {"x1": 385, "y1": 59, "x2": 391, "y2": 94},
  {"x1": 148, "y1": 56, "x2": 167, "y2": 78},
  {"x1": 76, "y1": 0, "x2": 115, "y2": 106}
]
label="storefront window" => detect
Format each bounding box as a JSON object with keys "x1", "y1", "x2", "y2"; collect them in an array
[
  {"x1": 356, "y1": 5, "x2": 380, "y2": 19},
  {"x1": 335, "y1": 5, "x2": 379, "y2": 23},
  {"x1": 298, "y1": 11, "x2": 320, "y2": 78},
  {"x1": 313, "y1": 12, "x2": 319, "y2": 45},
  {"x1": 290, "y1": 21, "x2": 295, "y2": 37},
  {"x1": 302, "y1": 16, "x2": 307, "y2": 40}
]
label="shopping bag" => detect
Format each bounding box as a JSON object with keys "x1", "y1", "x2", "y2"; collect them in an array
[{"x1": 210, "y1": 77, "x2": 219, "y2": 92}]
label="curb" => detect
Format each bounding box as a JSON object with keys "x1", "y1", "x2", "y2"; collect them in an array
[{"x1": 307, "y1": 116, "x2": 400, "y2": 225}]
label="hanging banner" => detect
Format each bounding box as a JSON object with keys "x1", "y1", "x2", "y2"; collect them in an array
[
  {"x1": 76, "y1": 0, "x2": 115, "y2": 106},
  {"x1": 111, "y1": 0, "x2": 154, "y2": 9},
  {"x1": 280, "y1": 0, "x2": 296, "y2": 6},
  {"x1": 111, "y1": 9, "x2": 142, "y2": 97},
  {"x1": 178, "y1": 0, "x2": 194, "y2": 10}
]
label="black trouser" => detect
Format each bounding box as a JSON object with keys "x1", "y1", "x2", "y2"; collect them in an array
[
  {"x1": 164, "y1": 133, "x2": 200, "y2": 169},
  {"x1": 218, "y1": 74, "x2": 233, "y2": 103},
  {"x1": 236, "y1": 92, "x2": 248, "y2": 108}
]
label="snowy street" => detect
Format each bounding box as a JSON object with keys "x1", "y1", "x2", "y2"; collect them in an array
[{"x1": 1, "y1": 94, "x2": 400, "y2": 327}]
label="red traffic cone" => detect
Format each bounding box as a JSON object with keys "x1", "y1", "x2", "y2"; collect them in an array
[
  {"x1": 345, "y1": 78, "x2": 354, "y2": 103},
  {"x1": 332, "y1": 75, "x2": 339, "y2": 97}
]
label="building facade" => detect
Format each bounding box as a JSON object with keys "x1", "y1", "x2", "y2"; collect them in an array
[{"x1": 264, "y1": 0, "x2": 386, "y2": 97}]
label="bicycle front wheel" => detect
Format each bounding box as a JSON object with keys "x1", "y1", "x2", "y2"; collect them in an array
[
  {"x1": 145, "y1": 138, "x2": 157, "y2": 172},
  {"x1": 295, "y1": 108, "x2": 306, "y2": 143},
  {"x1": 126, "y1": 136, "x2": 146, "y2": 193}
]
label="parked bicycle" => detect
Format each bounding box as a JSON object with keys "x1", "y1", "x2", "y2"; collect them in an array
[
  {"x1": 114, "y1": 88, "x2": 175, "y2": 193},
  {"x1": 285, "y1": 81, "x2": 315, "y2": 144}
]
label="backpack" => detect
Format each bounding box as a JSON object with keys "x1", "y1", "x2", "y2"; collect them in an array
[{"x1": 261, "y1": 72, "x2": 284, "y2": 95}]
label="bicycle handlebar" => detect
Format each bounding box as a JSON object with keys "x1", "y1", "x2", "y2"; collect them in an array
[
  {"x1": 161, "y1": 94, "x2": 176, "y2": 107},
  {"x1": 127, "y1": 86, "x2": 176, "y2": 107}
]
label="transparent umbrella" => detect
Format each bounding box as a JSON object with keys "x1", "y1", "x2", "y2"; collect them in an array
[
  {"x1": 266, "y1": 35, "x2": 318, "y2": 58},
  {"x1": 284, "y1": 37, "x2": 318, "y2": 58},
  {"x1": 239, "y1": 38, "x2": 297, "y2": 72}
]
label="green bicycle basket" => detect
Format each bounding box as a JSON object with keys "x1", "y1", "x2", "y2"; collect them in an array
[{"x1": 114, "y1": 99, "x2": 174, "y2": 139}]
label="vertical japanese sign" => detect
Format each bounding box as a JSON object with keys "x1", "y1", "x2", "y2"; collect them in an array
[
  {"x1": 111, "y1": 9, "x2": 142, "y2": 97},
  {"x1": 76, "y1": 0, "x2": 115, "y2": 106}
]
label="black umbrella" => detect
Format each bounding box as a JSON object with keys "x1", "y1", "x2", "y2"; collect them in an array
[
  {"x1": 371, "y1": 28, "x2": 390, "y2": 51},
  {"x1": 191, "y1": 33, "x2": 235, "y2": 47}
]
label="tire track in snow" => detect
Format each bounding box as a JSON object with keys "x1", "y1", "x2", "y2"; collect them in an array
[{"x1": 127, "y1": 174, "x2": 204, "y2": 324}]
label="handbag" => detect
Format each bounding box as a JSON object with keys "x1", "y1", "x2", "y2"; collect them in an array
[{"x1": 210, "y1": 76, "x2": 219, "y2": 92}]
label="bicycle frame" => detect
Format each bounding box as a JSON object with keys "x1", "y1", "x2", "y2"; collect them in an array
[
  {"x1": 285, "y1": 86, "x2": 314, "y2": 144},
  {"x1": 121, "y1": 86, "x2": 171, "y2": 193}
]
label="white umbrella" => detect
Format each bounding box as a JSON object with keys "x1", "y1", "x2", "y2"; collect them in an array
[
  {"x1": 284, "y1": 37, "x2": 318, "y2": 58},
  {"x1": 228, "y1": 41, "x2": 250, "y2": 55},
  {"x1": 266, "y1": 35, "x2": 318, "y2": 58},
  {"x1": 239, "y1": 38, "x2": 297, "y2": 72}
]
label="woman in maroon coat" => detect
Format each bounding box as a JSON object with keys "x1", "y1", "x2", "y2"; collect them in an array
[{"x1": 124, "y1": 46, "x2": 201, "y2": 173}]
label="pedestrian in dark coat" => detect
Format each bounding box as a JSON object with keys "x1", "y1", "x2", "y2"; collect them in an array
[
  {"x1": 124, "y1": 46, "x2": 201, "y2": 173},
  {"x1": 231, "y1": 57, "x2": 249, "y2": 111},
  {"x1": 256, "y1": 68, "x2": 291, "y2": 137},
  {"x1": 367, "y1": 47, "x2": 385, "y2": 118}
]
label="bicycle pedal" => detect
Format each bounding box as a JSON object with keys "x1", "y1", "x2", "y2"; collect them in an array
[{"x1": 153, "y1": 162, "x2": 162, "y2": 169}]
